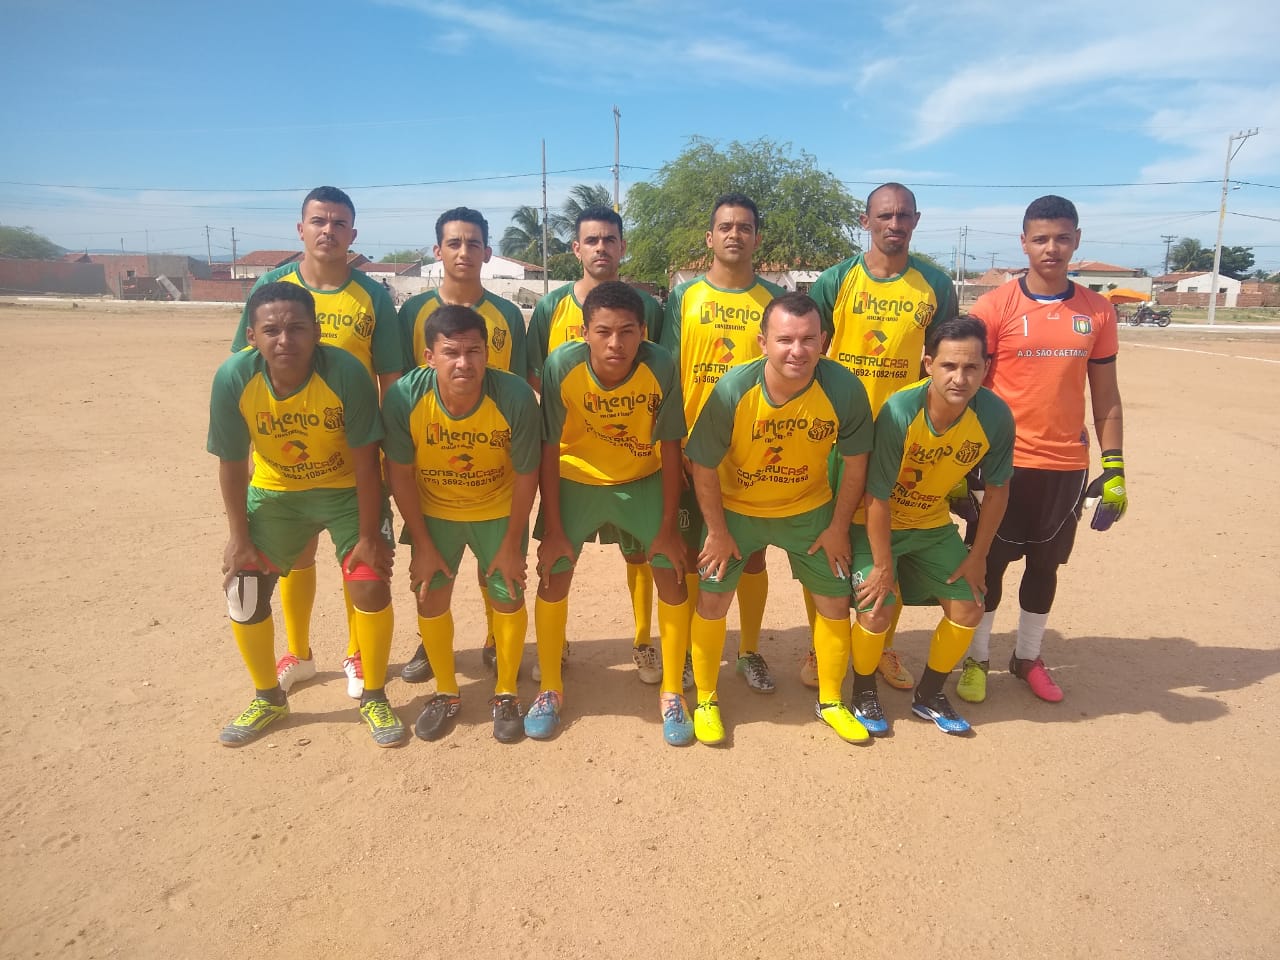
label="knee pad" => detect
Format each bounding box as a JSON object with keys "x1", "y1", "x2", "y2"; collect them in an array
[{"x1": 226, "y1": 570, "x2": 278, "y2": 624}]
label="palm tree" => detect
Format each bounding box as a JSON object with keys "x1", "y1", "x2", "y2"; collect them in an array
[
  {"x1": 1168, "y1": 237, "x2": 1209, "y2": 273},
  {"x1": 549, "y1": 183, "x2": 615, "y2": 241},
  {"x1": 500, "y1": 205, "x2": 563, "y2": 262}
]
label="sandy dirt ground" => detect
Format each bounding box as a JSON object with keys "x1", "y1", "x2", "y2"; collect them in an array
[{"x1": 1, "y1": 301, "x2": 1277, "y2": 959}]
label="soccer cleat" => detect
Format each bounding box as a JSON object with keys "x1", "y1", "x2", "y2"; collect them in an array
[
  {"x1": 956, "y1": 657, "x2": 989, "y2": 703},
  {"x1": 523, "y1": 690, "x2": 563, "y2": 740},
  {"x1": 799, "y1": 649, "x2": 819, "y2": 689},
  {"x1": 877, "y1": 649, "x2": 914, "y2": 690},
  {"x1": 911, "y1": 692, "x2": 971, "y2": 734},
  {"x1": 814, "y1": 700, "x2": 870, "y2": 744},
  {"x1": 219, "y1": 697, "x2": 289, "y2": 747},
  {"x1": 682, "y1": 652, "x2": 694, "y2": 691},
  {"x1": 360, "y1": 697, "x2": 407, "y2": 747},
  {"x1": 693, "y1": 698, "x2": 725, "y2": 745},
  {"x1": 482, "y1": 642, "x2": 497, "y2": 674},
  {"x1": 660, "y1": 693, "x2": 695, "y2": 747},
  {"x1": 414, "y1": 693, "x2": 461, "y2": 742},
  {"x1": 853, "y1": 689, "x2": 890, "y2": 736},
  {"x1": 736, "y1": 652, "x2": 776, "y2": 694},
  {"x1": 632, "y1": 643, "x2": 662, "y2": 684},
  {"x1": 275, "y1": 654, "x2": 317, "y2": 694},
  {"x1": 1010, "y1": 655, "x2": 1064, "y2": 703},
  {"x1": 490, "y1": 695, "x2": 523, "y2": 744},
  {"x1": 531, "y1": 641, "x2": 569, "y2": 684},
  {"x1": 400, "y1": 645, "x2": 433, "y2": 684},
  {"x1": 342, "y1": 652, "x2": 364, "y2": 699}
]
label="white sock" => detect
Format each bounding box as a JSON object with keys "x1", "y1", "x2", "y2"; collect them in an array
[
  {"x1": 1015, "y1": 609, "x2": 1049, "y2": 661},
  {"x1": 968, "y1": 611, "x2": 996, "y2": 662}
]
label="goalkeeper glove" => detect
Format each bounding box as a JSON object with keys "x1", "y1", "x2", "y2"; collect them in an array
[
  {"x1": 947, "y1": 477, "x2": 980, "y2": 527},
  {"x1": 1083, "y1": 450, "x2": 1127, "y2": 531}
]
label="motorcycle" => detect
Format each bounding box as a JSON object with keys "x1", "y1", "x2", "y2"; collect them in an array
[{"x1": 1127, "y1": 303, "x2": 1172, "y2": 327}]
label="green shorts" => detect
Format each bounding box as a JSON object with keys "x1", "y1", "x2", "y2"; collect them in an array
[
  {"x1": 700, "y1": 503, "x2": 845, "y2": 597},
  {"x1": 399, "y1": 515, "x2": 527, "y2": 603},
  {"x1": 247, "y1": 486, "x2": 395, "y2": 575},
  {"x1": 535, "y1": 473, "x2": 675, "y2": 574},
  {"x1": 850, "y1": 523, "x2": 977, "y2": 612},
  {"x1": 677, "y1": 482, "x2": 703, "y2": 551}
]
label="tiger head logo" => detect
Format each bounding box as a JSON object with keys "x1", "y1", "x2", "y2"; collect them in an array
[{"x1": 323, "y1": 406, "x2": 344, "y2": 430}]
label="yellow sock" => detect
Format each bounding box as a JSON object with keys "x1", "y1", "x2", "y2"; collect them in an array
[
  {"x1": 479, "y1": 582, "x2": 497, "y2": 646},
  {"x1": 418, "y1": 610, "x2": 457, "y2": 696},
  {"x1": 342, "y1": 581, "x2": 359, "y2": 658},
  {"x1": 231, "y1": 618, "x2": 278, "y2": 690},
  {"x1": 927, "y1": 617, "x2": 976, "y2": 674},
  {"x1": 802, "y1": 587, "x2": 817, "y2": 634},
  {"x1": 684, "y1": 573, "x2": 700, "y2": 625},
  {"x1": 657, "y1": 597, "x2": 692, "y2": 695},
  {"x1": 812, "y1": 613, "x2": 852, "y2": 704},
  {"x1": 627, "y1": 562, "x2": 653, "y2": 647},
  {"x1": 690, "y1": 611, "x2": 727, "y2": 702},
  {"x1": 736, "y1": 568, "x2": 768, "y2": 655},
  {"x1": 852, "y1": 620, "x2": 888, "y2": 677},
  {"x1": 279, "y1": 565, "x2": 315, "y2": 660},
  {"x1": 882, "y1": 600, "x2": 904, "y2": 652},
  {"x1": 533, "y1": 596, "x2": 568, "y2": 693},
  {"x1": 353, "y1": 604, "x2": 394, "y2": 691},
  {"x1": 492, "y1": 606, "x2": 527, "y2": 697}
]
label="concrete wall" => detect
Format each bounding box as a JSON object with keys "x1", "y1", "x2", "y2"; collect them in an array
[
  {"x1": 0, "y1": 259, "x2": 109, "y2": 296},
  {"x1": 189, "y1": 277, "x2": 257, "y2": 302}
]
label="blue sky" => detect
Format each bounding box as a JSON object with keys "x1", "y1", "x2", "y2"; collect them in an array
[{"x1": 3, "y1": 0, "x2": 1278, "y2": 274}]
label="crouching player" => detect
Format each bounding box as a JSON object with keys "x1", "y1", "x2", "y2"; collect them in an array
[
  {"x1": 382, "y1": 305, "x2": 540, "y2": 743},
  {"x1": 531, "y1": 281, "x2": 693, "y2": 745},
  {"x1": 850, "y1": 317, "x2": 1012, "y2": 735},
  {"x1": 209, "y1": 281, "x2": 404, "y2": 747}
]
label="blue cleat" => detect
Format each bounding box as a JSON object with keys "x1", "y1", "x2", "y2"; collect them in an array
[
  {"x1": 853, "y1": 690, "x2": 891, "y2": 737},
  {"x1": 911, "y1": 692, "x2": 971, "y2": 735},
  {"x1": 524, "y1": 690, "x2": 563, "y2": 740},
  {"x1": 660, "y1": 693, "x2": 695, "y2": 746}
]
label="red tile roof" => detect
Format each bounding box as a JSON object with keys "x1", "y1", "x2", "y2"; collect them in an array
[
  {"x1": 1069, "y1": 260, "x2": 1135, "y2": 274},
  {"x1": 235, "y1": 250, "x2": 301, "y2": 267}
]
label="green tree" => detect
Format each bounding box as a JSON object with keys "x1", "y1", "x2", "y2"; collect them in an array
[
  {"x1": 546, "y1": 251, "x2": 583, "y2": 281},
  {"x1": 911, "y1": 251, "x2": 950, "y2": 277},
  {"x1": 549, "y1": 183, "x2": 615, "y2": 240},
  {"x1": 500, "y1": 205, "x2": 566, "y2": 263},
  {"x1": 1167, "y1": 238, "x2": 1254, "y2": 279},
  {"x1": 1217, "y1": 245, "x2": 1256, "y2": 280},
  {"x1": 0, "y1": 224, "x2": 63, "y2": 260},
  {"x1": 624, "y1": 137, "x2": 862, "y2": 284},
  {"x1": 379, "y1": 249, "x2": 428, "y2": 264}
]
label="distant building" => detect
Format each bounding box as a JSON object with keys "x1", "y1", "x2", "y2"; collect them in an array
[
  {"x1": 231, "y1": 250, "x2": 301, "y2": 280},
  {"x1": 421, "y1": 255, "x2": 544, "y2": 281}
]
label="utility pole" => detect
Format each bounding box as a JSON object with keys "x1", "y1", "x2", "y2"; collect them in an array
[
  {"x1": 612, "y1": 105, "x2": 621, "y2": 213},
  {"x1": 1208, "y1": 128, "x2": 1257, "y2": 325},
  {"x1": 986, "y1": 251, "x2": 999, "y2": 270},
  {"x1": 1160, "y1": 234, "x2": 1177, "y2": 275},
  {"x1": 230, "y1": 227, "x2": 237, "y2": 277},
  {"x1": 205, "y1": 225, "x2": 213, "y2": 267},
  {"x1": 541, "y1": 139, "x2": 550, "y2": 295}
]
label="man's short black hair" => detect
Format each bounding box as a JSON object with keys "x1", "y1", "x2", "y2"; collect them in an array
[
  {"x1": 582, "y1": 280, "x2": 643, "y2": 327},
  {"x1": 423, "y1": 303, "x2": 488, "y2": 352},
  {"x1": 1023, "y1": 195, "x2": 1078, "y2": 231},
  {"x1": 925, "y1": 315, "x2": 988, "y2": 358},
  {"x1": 575, "y1": 205, "x2": 624, "y2": 238},
  {"x1": 761, "y1": 291, "x2": 819, "y2": 335},
  {"x1": 246, "y1": 281, "x2": 316, "y2": 326},
  {"x1": 435, "y1": 207, "x2": 490, "y2": 247},
  {"x1": 710, "y1": 192, "x2": 760, "y2": 231},
  {"x1": 866, "y1": 182, "x2": 917, "y2": 212},
  {"x1": 301, "y1": 186, "x2": 355, "y2": 220}
]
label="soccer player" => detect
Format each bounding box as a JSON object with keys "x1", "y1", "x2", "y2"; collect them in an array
[
  {"x1": 230, "y1": 186, "x2": 403, "y2": 703},
  {"x1": 663, "y1": 193, "x2": 783, "y2": 693},
  {"x1": 210, "y1": 281, "x2": 404, "y2": 747},
  {"x1": 529, "y1": 281, "x2": 693, "y2": 745},
  {"x1": 526, "y1": 206, "x2": 665, "y2": 684},
  {"x1": 383, "y1": 304, "x2": 539, "y2": 743},
  {"x1": 807, "y1": 182, "x2": 958, "y2": 692},
  {"x1": 397, "y1": 207, "x2": 530, "y2": 685},
  {"x1": 685, "y1": 292, "x2": 874, "y2": 746},
  {"x1": 850, "y1": 317, "x2": 1013, "y2": 736},
  {"x1": 955, "y1": 195, "x2": 1126, "y2": 704}
]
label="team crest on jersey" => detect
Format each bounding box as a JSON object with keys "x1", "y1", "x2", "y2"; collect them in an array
[
  {"x1": 807, "y1": 418, "x2": 835, "y2": 442},
  {"x1": 915, "y1": 302, "x2": 936, "y2": 329},
  {"x1": 353, "y1": 311, "x2": 374, "y2": 338},
  {"x1": 955, "y1": 440, "x2": 982, "y2": 466},
  {"x1": 492, "y1": 328, "x2": 507, "y2": 350},
  {"x1": 1072, "y1": 315, "x2": 1092, "y2": 335},
  {"x1": 323, "y1": 406, "x2": 344, "y2": 430},
  {"x1": 488, "y1": 428, "x2": 511, "y2": 448},
  {"x1": 647, "y1": 394, "x2": 660, "y2": 415}
]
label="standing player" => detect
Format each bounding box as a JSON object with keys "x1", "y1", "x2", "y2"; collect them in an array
[
  {"x1": 397, "y1": 207, "x2": 529, "y2": 684},
  {"x1": 685, "y1": 293, "x2": 874, "y2": 746},
  {"x1": 383, "y1": 305, "x2": 539, "y2": 743},
  {"x1": 663, "y1": 193, "x2": 784, "y2": 694},
  {"x1": 230, "y1": 186, "x2": 404, "y2": 702},
  {"x1": 850, "y1": 317, "x2": 1013, "y2": 736},
  {"x1": 956, "y1": 195, "x2": 1126, "y2": 704},
  {"x1": 210, "y1": 282, "x2": 404, "y2": 747},
  {"x1": 526, "y1": 206, "x2": 665, "y2": 684},
  {"x1": 529, "y1": 281, "x2": 693, "y2": 745},
  {"x1": 807, "y1": 182, "x2": 957, "y2": 691}
]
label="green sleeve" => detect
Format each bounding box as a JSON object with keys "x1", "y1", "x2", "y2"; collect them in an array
[
  {"x1": 230, "y1": 272, "x2": 275, "y2": 352},
  {"x1": 645, "y1": 345, "x2": 687, "y2": 442},
  {"x1": 527, "y1": 298, "x2": 552, "y2": 381},
  {"x1": 919, "y1": 258, "x2": 958, "y2": 338},
  {"x1": 539, "y1": 346, "x2": 571, "y2": 442},
  {"x1": 492, "y1": 370, "x2": 541, "y2": 472},
  {"x1": 380, "y1": 371, "x2": 419, "y2": 464},
  {"x1": 327, "y1": 347, "x2": 384, "y2": 447},
  {"x1": 397, "y1": 294, "x2": 425, "y2": 372},
  {"x1": 685, "y1": 364, "x2": 749, "y2": 469},
  {"x1": 661, "y1": 284, "x2": 685, "y2": 366},
  {"x1": 643, "y1": 292, "x2": 663, "y2": 344},
  {"x1": 974, "y1": 389, "x2": 1015, "y2": 487},
  {"x1": 822, "y1": 360, "x2": 873, "y2": 457},
  {"x1": 809, "y1": 260, "x2": 848, "y2": 341},
  {"x1": 207, "y1": 355, "x2": 252, "y2": 459},
  {"x1": 497, "y1": 297, "x2": 529, "y2": 381},
  {"x1": 367, "y1": 281, "x2": 405, "y2": 375},
  {"x1": 866, "y1": 395, "x2": 912, "y2": 501}
]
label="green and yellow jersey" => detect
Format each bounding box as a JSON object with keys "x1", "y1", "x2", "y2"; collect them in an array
[
  {"x1": 685, "y1": 357, "x2": 873, "y2": 518},
  {"x1": 868, "y1": 379, "x2": 1014, "y2": 530},
  {"x1": 527, "y1": 283, "x2": 664, "y2": 382},
  {"x1": 662, "y1": 274, "x2": 784, "y2": 429},
  {"x1": 811, "y1": 253, "x2": 957, "y2": 414},
  {"x1": 207, "y1": 344, "x2": 382, "y2": 492},
  {"x1": 398, "y1": 289, "x2": 528, "y2": 378},
  {"x1": 541, "y1": 340, "x2": 685, "y2": 487},
  {"x1": 381, "y1": 366, "x2": 540, "y2": 523},
  {"x1": 230, "y1": 263, "x2": 404, "y2": 382}
]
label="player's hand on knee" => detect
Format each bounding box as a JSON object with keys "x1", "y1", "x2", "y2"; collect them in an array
[
  {"x1": 409, "y1": 543, "x2": 453, "y2": 599},
  {"x1": 486, "y1": 543, "x2": 527, "y2": 598},
  {"x1": 946, "y1": 553, "x2": 987, "y2": 600},
  {"x1": 347, "y1": 535, "x2": 394, "y2": 582},
  {"x1": 222, "y1": 538, "x2": 261, "y2": 591},
  {"x1": 807, "y1": 525, "x2": 851, "y2": 579},
  {"x1": 536, "y1": 530, "x2": 575, "y2": 575},
  {"x1": 1084, "y1": 451, "x2": 1127, "y2": 532},
  {"x1": 697, "y1": 530, "x2": 739, "y2": 583}
]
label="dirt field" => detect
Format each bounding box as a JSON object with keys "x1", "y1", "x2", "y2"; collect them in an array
[{"x1": 2, "y1": 301, "x2": 1277, "y2": 959}]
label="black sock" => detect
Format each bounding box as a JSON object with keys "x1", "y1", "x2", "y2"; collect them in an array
[
  {"x1": 361, "y1": 687, "x2": 386, "y2": 707},
  {"x1": 914, "y1": 668, "x2": 947, "y2": 702},
  {"x1": 852, "y1": 671, "x2": 877, "y2": 696},
  {"x1": 256, "y1": 686, "x2": 286, "y2": 706}
]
